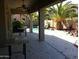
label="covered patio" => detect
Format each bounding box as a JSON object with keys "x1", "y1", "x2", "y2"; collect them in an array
[
  {"x1": 0, "y1": 0, "x2": 65, "y2": 43},
  {"x1": 0, "y1": 31, "x2": 78, "y2": 59},
  {"x1": 0, "y1": 0, "x2": 78, "y2": 59}
]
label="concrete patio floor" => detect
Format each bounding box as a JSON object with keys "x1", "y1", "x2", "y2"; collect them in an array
[{"x1": 0, "y1": 29, "x2": 78, "y2": 59}]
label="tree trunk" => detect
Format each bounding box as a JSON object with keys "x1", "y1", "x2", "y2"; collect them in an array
[{"x1": 56, "y1": 21, "x2": 63, "y2": 30}]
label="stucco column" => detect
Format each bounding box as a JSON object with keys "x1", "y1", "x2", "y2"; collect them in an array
[
  {"x1": 5, "y1": 1, "x2": 12, "y2": 41},
  {"x1": 29, "y1": 14, "x2": 33, "y2": 33},
  {"x1": 38, "y1": 8, "x2": 45, "y2": 41},
  {"x1": 0, "y1": 0, "x2": 12, "y2": 46},
  {"x1": 0, "y1": 0, "x2": 7, "y2": 46}
]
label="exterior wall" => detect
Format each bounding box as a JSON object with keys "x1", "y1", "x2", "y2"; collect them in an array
[{"x1": 44, "y1": 19, "x2": 55, "y2": 29}]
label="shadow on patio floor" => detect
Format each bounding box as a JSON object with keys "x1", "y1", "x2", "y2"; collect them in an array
[{"x1": 0, "y1": 32, "x2": 78, "y2": 59}]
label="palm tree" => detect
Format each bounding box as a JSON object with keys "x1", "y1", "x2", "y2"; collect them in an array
[{"x1": 48, "y1": 1, "x2": 77, "y2": 30}]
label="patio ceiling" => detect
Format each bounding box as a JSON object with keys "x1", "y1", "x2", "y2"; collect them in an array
[{"x1": 9, "y1": 0, "x2": 65, "y2": 13}]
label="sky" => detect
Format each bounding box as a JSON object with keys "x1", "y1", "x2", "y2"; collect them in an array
[{"x1": 66, "y1": 0, "x2": 78, "y2": 4}]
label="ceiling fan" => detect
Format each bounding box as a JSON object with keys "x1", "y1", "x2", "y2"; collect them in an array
[
  {"x1": 16, "y1": 0, "x2": 28, "y2": 12},
  {"x1": 22, "y1": 0, "x2": 27, "y2": 9}
]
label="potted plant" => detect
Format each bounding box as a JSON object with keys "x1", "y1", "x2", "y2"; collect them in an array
[{"x1": 12, "y1": 20, "x2": 24, "y2": 33}]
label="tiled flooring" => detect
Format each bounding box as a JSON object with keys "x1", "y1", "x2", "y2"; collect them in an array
[{"x1": 0, "y1": 30, "x2": 78, "y2": 59}]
